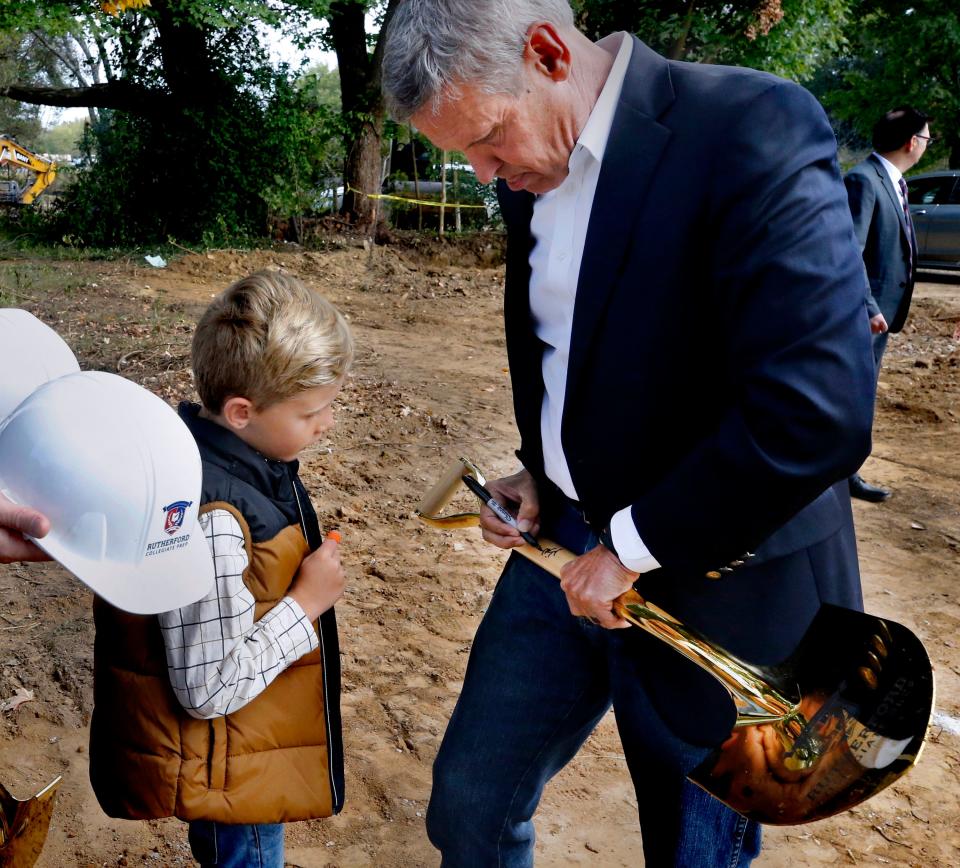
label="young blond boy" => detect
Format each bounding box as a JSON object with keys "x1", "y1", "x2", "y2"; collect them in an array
[{"x1": 89, "y1": 272, "x2": 353, "y2": 867}]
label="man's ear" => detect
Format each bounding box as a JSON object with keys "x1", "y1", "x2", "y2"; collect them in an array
[
  {"x1": 524, "y1": 22, "x2": 571, "y2": 81},
  {"x1": 221, "y1": 396, "x2": 254, "y2": 431}
]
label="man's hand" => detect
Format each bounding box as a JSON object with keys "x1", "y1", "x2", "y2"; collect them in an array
[
  {"x1": 0, "y1": 493, "x2": 51, "y2": 564},
  {"x1": 870, "y1": 312, "x2": 888, "y2": 334},
  {"x1": 559, "y1": 544, "x2": 637, "y2": 629},
  {"x1": 478, "y1": 468, "x2": 540, "y2": 549}
]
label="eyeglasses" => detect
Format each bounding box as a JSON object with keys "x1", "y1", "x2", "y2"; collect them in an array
[{"x1": 915, "y1": 133, "x2": 935, "y2": 144}]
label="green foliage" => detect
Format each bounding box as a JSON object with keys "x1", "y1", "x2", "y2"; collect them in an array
[
  {"x1": 45, "y1": 69, "x2": 328, "y2": 246},
  {"x1": 261, "y1": 72, "x2": 346, "y2": 221},
  {"x1": 36, "y1": 118, "x2": 87, "y2": 155},
  {"x1": 819, "y1": 0, "x2": 960, "y2": 168},
  {"x1": 0, "y1": 1, "x2": 401, "y2": 239},
  {"x1": 1, "y1": 2, "x2": 359, "y2": 245},
  {"x1": 573, "y1": 0, "x2": 850, "y2": 82},
  {"x1": 0, "y1": 33, "x2": 42, "y2": 140},
  {"x1": 299, "y1": 62, "x2": 341, "y2": 110}
]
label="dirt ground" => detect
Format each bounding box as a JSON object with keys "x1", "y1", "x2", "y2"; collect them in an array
[{"x1": 0, "y1": 237, "x2": 958, "y2": 867}]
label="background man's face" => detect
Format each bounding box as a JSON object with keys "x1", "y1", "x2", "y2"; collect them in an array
[{"x1": 909, "y1": 123, "x2": 932, "y2": 169}]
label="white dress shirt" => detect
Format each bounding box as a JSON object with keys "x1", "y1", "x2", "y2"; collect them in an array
[
  {"x1": 874, "y1": 152, "x2": 907, "y2": 209},
  {"x1": 529, "y1": 33, "x2": 660, "y2": 574}
]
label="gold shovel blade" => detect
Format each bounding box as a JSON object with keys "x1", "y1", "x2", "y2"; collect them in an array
[
  {"x1": 689, "y1": 605, "x2": 934, "y2": 824},
  {"x1": 0, "y1": 776, "x2": 61, "y2": 868}
]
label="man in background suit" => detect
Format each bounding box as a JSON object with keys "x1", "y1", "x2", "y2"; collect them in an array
[
  {"x1": 844, "y1": 106, "x2": 931, "y2": 502},
  {"x1": 383, "y1": 1, "x2": 875, "y2": 864}
]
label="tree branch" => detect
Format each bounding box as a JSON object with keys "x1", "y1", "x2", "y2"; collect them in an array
[
  {"x1": 32, "y1": 31, "x2": 87, "y2": 83},
  {"x1": 0, "y1": 81, "x2": 166, "y2": 114}
]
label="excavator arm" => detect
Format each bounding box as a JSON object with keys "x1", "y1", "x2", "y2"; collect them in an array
[{"x1": 0, "y1": 139, "x2": 57, "y2": 205}]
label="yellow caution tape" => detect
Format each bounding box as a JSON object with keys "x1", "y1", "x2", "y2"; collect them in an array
[{"x1": 346, "y1": 186, "x2": 488, "y2": 209}]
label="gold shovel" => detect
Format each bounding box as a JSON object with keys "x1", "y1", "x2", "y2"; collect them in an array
[
  {"x1": 0, "y1": 776, "x2": 61, "y2": 867},
  {"x1": 418, "y1": 456, "x2": 935, "y2": 825}
]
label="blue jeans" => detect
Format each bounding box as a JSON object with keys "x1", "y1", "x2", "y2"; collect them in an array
[
  {"x1": 187, "y1": 821, "x2": 284, "y2": 868},
  {"x1": 426, "y1": 505, "x2": 761, "y2": 867}
]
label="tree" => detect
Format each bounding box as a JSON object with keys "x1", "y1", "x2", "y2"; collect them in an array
[
  {"x1": 573, "y1": 0, "x2": 851, "y2": 82},
  {"x1": 36, "y1": 118, "x2": 87, "y2": 155},
  {"x1": 820, "y1": 0, "x2": 960, "y2": 168},
  {"x1": 0, "y1": 1, "x2": 407, "y2": 235},
  {"x1": 0, "y1": 34, "x2": 43, "y2": 141},
  {"x1": 321, "y1": 0, "x2": 399, "y2": 229},
  {"x1": 0, "y1": 2, "x2": 340, "y2": 243}
]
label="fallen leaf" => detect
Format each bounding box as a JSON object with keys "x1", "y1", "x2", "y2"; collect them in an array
[{"x1": 1, "y1": 687, "x2": 35, "y2": 713}]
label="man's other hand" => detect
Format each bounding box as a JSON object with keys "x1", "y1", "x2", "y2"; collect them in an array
[{"x1": 560, "y1": 544, "x2": 637, "y2": 629}]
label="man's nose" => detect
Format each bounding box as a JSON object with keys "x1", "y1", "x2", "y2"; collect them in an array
[{"x1": 467, "y1": 153, "x2": 498, "y2": 184}]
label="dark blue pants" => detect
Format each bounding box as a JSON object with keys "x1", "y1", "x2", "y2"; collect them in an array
[{"x1": 426, "y1": 504, "x2": 761, "y2": 867}]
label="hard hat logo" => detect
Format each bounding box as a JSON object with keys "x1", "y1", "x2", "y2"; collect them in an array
[{"x1": 163, "y1": 500, "x2": 192, "y2": 536}]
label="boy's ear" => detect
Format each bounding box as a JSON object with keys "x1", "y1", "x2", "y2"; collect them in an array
[{"x1": 221, "y1": 396, "x2": 254, "y2": 430}]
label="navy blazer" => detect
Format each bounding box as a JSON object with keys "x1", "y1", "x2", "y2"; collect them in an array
[
  {"x1": 844, "y1": 154, "x2": 916, "y2": 333},
  {"x1": 499, "y1": 38, "x2": 877, "y2": 741}
]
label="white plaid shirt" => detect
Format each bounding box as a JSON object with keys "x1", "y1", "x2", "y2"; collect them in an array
[{"x1": 158, "y1": 508, "x2": 319, "y2": 719}]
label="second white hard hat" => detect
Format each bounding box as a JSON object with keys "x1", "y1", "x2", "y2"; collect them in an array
[
  {"x1": 0, "y1": 309, "x2": 80, "y2": 421},
  {"x1": 0, "y1": 371, "x2": 214, "y2": 614}
]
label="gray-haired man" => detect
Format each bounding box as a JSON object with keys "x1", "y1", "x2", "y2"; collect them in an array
[{"x1": 382, "y1": 1, "x2": 875, "y2": 865}]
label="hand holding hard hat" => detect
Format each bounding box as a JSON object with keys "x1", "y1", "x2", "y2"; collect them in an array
[
  {"x1": 0, "y1": 309, "x2": 214, "y2": 613},
  {"x1": 0, "y1": 491, "x2": 50, "y2": 564},
  {"x1": 0, "y1": 308, "x2": 76, "y2": 565}
]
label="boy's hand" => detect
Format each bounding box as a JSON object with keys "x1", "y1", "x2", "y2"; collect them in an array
[{"x1": 288, "y1": 533, "x2": 345, "y2": 621}]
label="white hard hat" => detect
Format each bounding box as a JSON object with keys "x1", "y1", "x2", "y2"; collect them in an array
[
  {"x1": 0, "y1": 309, "x2": 80, "y2": 421},
  {"x1": 0, "y1": 371, "x2": 214, "y2": 614}
]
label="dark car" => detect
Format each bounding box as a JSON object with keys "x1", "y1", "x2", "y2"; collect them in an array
[{"x1": 906, "y1": 170, "x2": 960, "y2": 270}]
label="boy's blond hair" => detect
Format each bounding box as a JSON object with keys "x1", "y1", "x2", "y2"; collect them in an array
[{"x1": 192, "y1": 271, "x2": 353, "y2": 413}]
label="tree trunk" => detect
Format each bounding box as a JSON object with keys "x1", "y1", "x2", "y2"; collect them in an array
[
  {"x1": 410, "y1": 125, "x2": 422, "y2": 231},
  {"x1": 341, "y1": 118, "x2": 383, "y2": 231},
  {"x1": 329, "y1": 0, "x2": 400, "y2": 231},
  {"x1": 439, "y1": 150, "x2": 447, "y2": 237},
  {"x1": 668, "y1": 0, "x2": 698, "y2": 60}
]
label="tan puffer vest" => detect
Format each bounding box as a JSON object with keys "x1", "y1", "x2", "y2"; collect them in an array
[{"x1": 89, "y1": 501, "x2": 338, "y2": 824}]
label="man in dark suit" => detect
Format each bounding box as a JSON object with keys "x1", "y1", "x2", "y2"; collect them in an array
[
  {"x1": 383, "y1": 2, "x2": 875, "y2": 864},
  {"x1": 844, "y1": 107, "x2": 931, "y2": 502}
]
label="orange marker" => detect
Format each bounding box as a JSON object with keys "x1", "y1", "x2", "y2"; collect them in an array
[{"x1": 326, "y1": 530, "x2": 342, "y2": 544}]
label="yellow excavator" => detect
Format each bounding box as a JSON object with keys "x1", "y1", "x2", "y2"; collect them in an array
[{"x1": 0, "y1": 138, "x2": 57, "y2": 205}]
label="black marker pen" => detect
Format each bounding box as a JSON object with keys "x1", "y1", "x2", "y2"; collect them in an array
[{"x1": 461, "y1": 474, "x2": 543, "y2": 551}]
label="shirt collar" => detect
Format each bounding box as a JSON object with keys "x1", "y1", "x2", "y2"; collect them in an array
[
  {"x1": 573, "y1": 32, "x2": 633, "y2": 168},
  {"x1": 873, "y1": 152, "x2": 903, "y2": 187}
]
